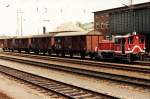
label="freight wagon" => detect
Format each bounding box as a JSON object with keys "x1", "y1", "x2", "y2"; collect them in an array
[
  {"x1": 2, "y1": 34, "x2": 54, "y2": 54},
  {"x1": 54, "y1": 31, "x2": 104, "y2": 59},
  {"x1": 29, "y1": 34, "x2": 54, "y2": 54},
  {"x1": 0, "y1": 38, "x2": 4, "y2": 49},
  {"x1": 0, "y1": 31, "x2": 104, "y2": 59}
]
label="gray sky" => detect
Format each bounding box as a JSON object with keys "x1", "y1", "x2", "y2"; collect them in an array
[{"x1": 0, "y1": 0, "x2": 149, "y2": 36}]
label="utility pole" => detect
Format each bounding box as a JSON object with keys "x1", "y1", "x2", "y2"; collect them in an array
[
  {"x1": 123, "y1": 0, "x2": 135, "y2": 34},
  {"x1": 129, "y1": 0, "x2": 136, "y2": 34},
  {"x1": 16, "y1": 9, "x2": 24, "y2": 36},
  {"x1": 42, "y1": 7, "x2": 50, "y2": 34},
  {"x1": 129, "y1": 0, "x2": 136, "y2": 33}
]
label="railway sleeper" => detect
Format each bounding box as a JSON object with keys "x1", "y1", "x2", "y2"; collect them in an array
[
  {"x1": 54, "y1": 88, "x2": 73, "y2": 92},
  {"x1": 49, "y1": 86, "x2": 66, "y2": 89}
]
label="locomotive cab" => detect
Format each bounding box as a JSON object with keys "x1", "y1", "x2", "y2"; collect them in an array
[{"x1": 114, "y1": 34, "x2": 145, "y2": 61}]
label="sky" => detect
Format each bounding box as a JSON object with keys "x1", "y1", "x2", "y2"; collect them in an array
[{"x1": 0, "y1": 0, "x2": 149, "y2": 36}]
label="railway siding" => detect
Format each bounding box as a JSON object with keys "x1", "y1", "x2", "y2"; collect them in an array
[
  {"x1": 0, "y1": 57, "x2": 149, "y2": 99},
  {"x1": 0, "y1": 54, "x2": 149, "y2": 80},
  {"x1": 0, "y1": 54, "x2": 149, "y2": 87},
  {"x1": 0, "y1": 65, "x2": 117, "y2": 99}
]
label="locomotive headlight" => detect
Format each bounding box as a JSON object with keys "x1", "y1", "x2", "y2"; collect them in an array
[
  {"x1": 128, "y1": 47, "x2": 130, "y2": 51},
  {"x1": 144, "y1": 47, "x2": 146, "y2": 50},
  {"x1": 136, "y1": 36, "x2": 138, "y2": 39}
]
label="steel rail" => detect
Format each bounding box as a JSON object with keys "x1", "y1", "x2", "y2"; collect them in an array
[
  {"x1": 0, "y1": 55, "x2": 149, "y2": 88},
  {"x1": 0, "y1": 64, "x2": 118, "y2": 99},
  {"x1": 1, "y1": 52, "x2": 150, "y2": 73}
]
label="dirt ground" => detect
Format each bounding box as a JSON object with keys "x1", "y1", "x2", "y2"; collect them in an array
[
  {"x1": 0, "y1": 58, "x2": 149, "y2": 99},
  {"x1": 0, "y1": 73, "x2": 51, "y2": 99},
  {"x1": 0, "y1": 92, "x2": 13, "y2": 99}
]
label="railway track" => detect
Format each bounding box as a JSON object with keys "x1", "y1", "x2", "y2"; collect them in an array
[
  {"x1": 1, "y1": 52, "x2": 150, "y2": 74},
  {"x1": 0, "y1": 64, "x2": 117, "y2": 99},
  {"x1": 0, "y1": 54, "x2": 149, "y2": 88}
]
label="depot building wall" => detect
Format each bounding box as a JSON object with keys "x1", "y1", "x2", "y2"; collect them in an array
[{"x1": 94, "y1": 2, "x2": 150, "y2": 52}]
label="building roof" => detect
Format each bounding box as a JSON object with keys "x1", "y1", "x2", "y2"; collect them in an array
[
  {"x1": 94, "y1": 2, "x2": 150, "y2": 14},
  {"x1": 55, "y1": 30, "x2": 103, "y2": 37},
  {"x1": 52, "y1": 22, "x2": 86, "y2": 32}
]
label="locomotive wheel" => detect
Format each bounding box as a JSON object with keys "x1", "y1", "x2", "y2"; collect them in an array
[
  {"x1": 127, "y1": 54, "x2": 132, "y2": 63},
  {"x1": 139, "y1": 54, "x2": 145, "y2": 61}
]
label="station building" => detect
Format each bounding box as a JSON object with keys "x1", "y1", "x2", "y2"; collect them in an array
[{"x1": 94, "y1": 2, "x2": 150, "y2": 52}]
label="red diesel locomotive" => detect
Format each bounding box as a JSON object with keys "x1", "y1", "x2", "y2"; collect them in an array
[{"x1": 95, "y1": 33, "x2": 146, "y2": 62}]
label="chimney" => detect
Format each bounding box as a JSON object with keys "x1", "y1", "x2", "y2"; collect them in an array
[{"x1": 43, "y1": 26, "x2": 46, "y2": 34}]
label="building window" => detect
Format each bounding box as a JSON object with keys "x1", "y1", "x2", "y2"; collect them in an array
[
  {"x1": 101, "y1": 23, "x2": 104, "y2": 29},
  {"x1": 95, "y1": 22, "x2": 100, "y2": 29},
  {"x1": 105, "y1": 21, "x2": 109, "y2": 29}
]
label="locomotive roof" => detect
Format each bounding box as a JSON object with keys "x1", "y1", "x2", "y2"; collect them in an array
[
  {"x1": 55, "y1": 31, "x2": 103, "y2": 37},
  {"x1": 114, "y1": 34, "x2": 131, "y2": 38},
  {"x1": 114, "y1": 34, "x2": 143, "y2": 39}
]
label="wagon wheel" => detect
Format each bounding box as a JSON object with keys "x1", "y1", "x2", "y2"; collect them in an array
[
  {"x1": 69, "y1": 52, "x2": 73, "y2": 58},
  {"x1": 27, "y1": 49, "x2": 30, "y2": 54},
  {"x1": 34, "y1": 50, "x2": 39, "y2": 55},
  {"x1": 90, "y1": 53, "x2": 94, "y2": 59},
  {"x1": 80, "y1": 51, "x2": 85, "y2": 59},
  {"x1": 43, "y1": 51, "x2": 46, "y2": 55},
  {"x1": 43, "y1": 50, "x2": 47, "y2": 55},
  {"x1": 48, "y1": 50, "x2": 52, "y2": 56},
  {"x1": 11, "y1": 49, "x2": 14, "y2": 52},
  {"x1": 56, "y1": 51, "x2": 59, "y2": 56},
  {"x1": 18, "y1": 49, "x2": 21, "y2": 53},
  {"x1": 61, "y1": 52, "x2": 65, "y2": 57}
]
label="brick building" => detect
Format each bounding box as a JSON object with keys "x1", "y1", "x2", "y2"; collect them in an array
[
  {"x1": 94, "y1": 2, "x2": 150, "y2": 52},
  {"x1": 94, "y1": 2, "x2": 150, "y2": 35}
]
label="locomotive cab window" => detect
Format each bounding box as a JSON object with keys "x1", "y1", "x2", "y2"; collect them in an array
[
  {"x1": 139, "y1": 37, "x2": 144, "y2": 44},
  {"x1": 115, "y1": 38, "x2": 121, "y2": 44},
  {"x1": 128, "y1": 37, "x2": 133, "y2": 44}
]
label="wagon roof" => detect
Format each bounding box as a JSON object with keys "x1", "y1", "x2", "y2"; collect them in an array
[
  {"x1": 14, "y1": 33, "x2": 54, "y2": 39},
  {"x1": 29, "y1": 33, "x2": 54, "y2": 38},
  {"x1": 0, "y1": 36, "x2": 15, "y2": 39},
  {"x1": 55, "y1": 31, "x2": 103, "y2": 37}
]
